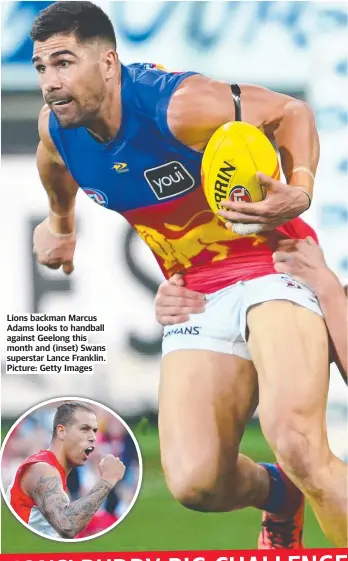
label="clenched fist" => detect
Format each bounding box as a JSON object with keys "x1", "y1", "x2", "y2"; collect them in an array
[
  {"x1": 99, "y1": 455, "x2": 126, "y2": 487},
  {"x1": 33, "y1": 218, "x2": 76, "y2": 275}
]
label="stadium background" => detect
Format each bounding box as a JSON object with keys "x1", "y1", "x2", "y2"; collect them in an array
[{"x1": 1, "y1": 0, "x2": 347, "y2": 553}]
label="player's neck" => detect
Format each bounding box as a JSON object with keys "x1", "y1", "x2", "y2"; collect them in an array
[
  {"x1": 86, "y1": 73, "x2": 122, "y2": 143},
  {"x1": 49, "y1": 442, "x2": 71, "y2": 474}
]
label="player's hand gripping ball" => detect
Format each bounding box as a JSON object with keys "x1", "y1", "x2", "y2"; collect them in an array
[{"x1": 201, "y1": 122, "x2": 280, "y2": 235}]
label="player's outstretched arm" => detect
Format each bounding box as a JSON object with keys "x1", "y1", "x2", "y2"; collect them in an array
[
  {"x1": 168, "y1": 76, "x2": 319, "y2": 232},
  {"x1": 23, "y1": 457, "x2": 125, "y2": 539},
  {"x1": 33, "y1": 106, "x2": 78, "y2": 274},
  {"x1": 273, "y1": 237, "x2": 347, "y2": 382}
]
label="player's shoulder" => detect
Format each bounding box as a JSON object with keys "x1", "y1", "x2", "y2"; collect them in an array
[
  {"x1": 125, "y1": 62, "x2": 201, "y2": 116},
  {"x1": 21, "y1": 461, "x2": 61, "y2": 494},
  {"x1": 169, "y1": 74, "x2": 230, "y2": 115},
  {"x1": 25, "y1": 461, "x2": 59, "y2": 477},
  {"x1": 37, "y1": 105, "x2": 64, "y2": 165},
  {"x1": 167, "y1": 74, "x2": 236, "y2": 149},
  {"x1": 38, "y1": 105, "x2": 56, "y2": 151}
]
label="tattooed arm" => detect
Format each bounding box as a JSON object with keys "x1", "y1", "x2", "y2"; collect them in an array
[{"x1": 21, "y1": 456, "x2": 125, "y2": 539}]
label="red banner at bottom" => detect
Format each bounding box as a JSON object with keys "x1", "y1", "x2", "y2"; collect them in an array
[{"x1": 1, "y1": 549, "x2": 347, "y2": 561}]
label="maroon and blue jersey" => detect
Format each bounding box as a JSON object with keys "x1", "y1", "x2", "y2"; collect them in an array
[{"x1": 49, "y1": 62, "x2": 317, "y2": 292}]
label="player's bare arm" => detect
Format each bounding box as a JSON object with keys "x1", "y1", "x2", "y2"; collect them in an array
[
  {"x1": 33, "y1": 105, "x2": 78, "y2": 273},
  {"x1": 273, "y1": 237, "x2": 347, "y2": 382},
  {"x1": 167, "y1": 75, "x2": 319, "y2": 231},
  {"x1": 38, "y1": 105, "x2": 78, "y2": 228},
  {"x1": 22, "y1": 457, "x2": 125, "y2": 539}
]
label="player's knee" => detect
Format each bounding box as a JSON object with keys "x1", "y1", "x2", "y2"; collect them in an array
[
  {"x1": 163, "y1": 464, "x2": 238, "y2": 511},
  {"x1": 261, "y1": 416, "x2": 319, "y2": 482},
  {"x1": 167, "y1": 476, "x2": 215, "y2": 511}
]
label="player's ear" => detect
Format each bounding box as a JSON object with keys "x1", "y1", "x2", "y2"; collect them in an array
[
  {"x1": 56, "y1": 424, "x2": 66, "y2": 441},
  {"x1": 104, "y1": 49, "x2": 118, "y2": 80}
]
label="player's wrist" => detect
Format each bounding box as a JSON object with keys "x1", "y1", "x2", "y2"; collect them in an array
[
  {"x1": 99, "y1": 477, "x2": 117, "y2": 489},
  {"x1": 48, "y1": 209, "x2": 75, "y2": 236},
  {"x1": 311, "y1": 269, "x2": 340, "y2": 299},
  {"x1": 290, "y1": 166, "x2": 314, "y2": 209},
  {"x1": 292, "y1": 186, "x2": 312, "y2": 210}
]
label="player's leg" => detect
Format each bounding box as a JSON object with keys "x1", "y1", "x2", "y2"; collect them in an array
[
  {"x1": 247, "y1": 299, "x2": 347, "y2": 547},
  {"x1": 159, "y1": 349, "x2": 270, "y2": 512}
]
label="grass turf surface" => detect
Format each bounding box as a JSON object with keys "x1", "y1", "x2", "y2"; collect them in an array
[{"x1": 1, "y1": 422, "x2": 331, "y2": 553}]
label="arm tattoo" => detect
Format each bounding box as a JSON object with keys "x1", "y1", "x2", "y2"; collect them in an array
[{"x1": 31, "y1": 475, "x2": 113, "y2": 539}]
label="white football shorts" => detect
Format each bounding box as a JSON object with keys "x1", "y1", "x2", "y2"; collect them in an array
[{"x1": 162, "y1": 273, "x2": 323, "y2": 360}]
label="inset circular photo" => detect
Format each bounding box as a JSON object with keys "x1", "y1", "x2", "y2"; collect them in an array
[{"x1": 0, "y1": 397, "x2": 142, "y2": 542}]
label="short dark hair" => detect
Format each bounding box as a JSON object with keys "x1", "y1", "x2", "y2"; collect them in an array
[
  {"x1": 52, "y1": 401, "x2": 96, "y2": 438},
  {"x1": 30, "y1": 1, "x2": 116, "y2": 48}
]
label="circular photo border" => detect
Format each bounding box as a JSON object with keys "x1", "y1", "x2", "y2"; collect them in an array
[{"x1": 0, "y1": 396, "x2": 143, "y2": 543}]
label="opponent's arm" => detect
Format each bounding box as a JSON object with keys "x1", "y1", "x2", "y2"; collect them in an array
[
  {"x1": 315, "y1": 275, "x2": 348, "y2": 382},
  {"x1": 168, "y1": 76, "x2": 318, "y2": 229},
  {"x1": 155, "y1": 274, "x2": 205, "y2": 325},
  {"x1": 273, "y1": 238, "x2": 347, "y2": 382},
  {"x1": 23, "y1": 457, "x2": 125, "y2": 539}
]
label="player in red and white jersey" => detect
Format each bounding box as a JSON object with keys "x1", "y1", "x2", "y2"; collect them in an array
[
  {"x1": 6, "y1": 401, "x2": 125, "y2": 539},
  {"x1": 7, "y1": 449, "x2": 68, "y2": 539}
]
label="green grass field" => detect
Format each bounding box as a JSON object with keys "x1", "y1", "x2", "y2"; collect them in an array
[{"x1": 1, "y1": 421, "x2": 331, "y2": 553}]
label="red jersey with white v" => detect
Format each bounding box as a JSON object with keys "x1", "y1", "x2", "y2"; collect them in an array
[{"x1": 7, "y1": 450, "x2": 67, "y2": 535}]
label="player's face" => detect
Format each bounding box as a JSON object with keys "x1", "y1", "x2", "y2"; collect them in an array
[
  {"x1": 61, "y1": 410, "x2": 98, "y2": 467},
  {"x1": 32, "y1": 33, "x2": 111, "y2": 128}
]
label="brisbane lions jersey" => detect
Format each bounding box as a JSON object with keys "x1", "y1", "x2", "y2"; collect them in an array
[{"x1": 49, "y1": 62, "x2": 317, "y2": 293}]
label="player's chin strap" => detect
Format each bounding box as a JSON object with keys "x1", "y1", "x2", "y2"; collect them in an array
[{"x1": 231, "y1": 84, "x2": 242, "y2": 121}]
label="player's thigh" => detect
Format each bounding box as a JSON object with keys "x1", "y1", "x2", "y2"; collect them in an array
[
  {"x1": 159, "y1": 350, "x2": 258, "y2": 493},
  {"x1": 247, "y1": 300, "x2": 330, "y2": 468}
]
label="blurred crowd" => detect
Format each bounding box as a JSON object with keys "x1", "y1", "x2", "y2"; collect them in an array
[{"x1": 1, "y1": 403, "x2": 140, "y2": 537}]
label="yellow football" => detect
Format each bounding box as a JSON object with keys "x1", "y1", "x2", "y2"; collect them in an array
[{"x1": 201, "y1": 121, "x2": 280, "y2": 222}]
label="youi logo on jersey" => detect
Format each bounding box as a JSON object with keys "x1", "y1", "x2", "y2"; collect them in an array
[{"x1": 144, "y1": 161, "x2": 195, "y2": 200}]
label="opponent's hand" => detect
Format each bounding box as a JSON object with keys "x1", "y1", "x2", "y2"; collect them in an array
[
  {"x1": 155, "y1": 273, "x2": 205, "y2": 325},
  {"x1": 99, "y1": 455, "x2": 125, "y2": 487},
  {"x1": 217, "y1": 172, "x2": 311, "y2": 235},
  {"x1": 33, "y1": 218, "x2": 76, "y2": 275},
  {"x1": 272, "y1": 236, "x2": 331, "y2": 292}
]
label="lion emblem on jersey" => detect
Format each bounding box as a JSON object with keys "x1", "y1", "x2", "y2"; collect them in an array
[{"x1": 135, "y1": 211, "x2": 265, "y2": 274}]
